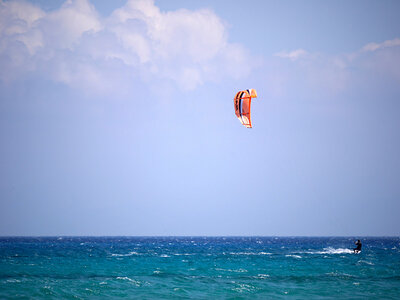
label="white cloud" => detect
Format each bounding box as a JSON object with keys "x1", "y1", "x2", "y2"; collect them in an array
[
  {"x1": 0, "y1": 0, "x2": 44, "y2": 34},
  {"x1": 268, "y1": 38, "x2": 400, "y2": 99},
  {"x1": 362, "y1": 38, "x2": 400, "y2": 52},
  {"x1": 274, "y1": 49, "x2": 307, "y2": 61},
  {"x1": 39, "y1": 0, "x2": 101, "y2": 50},
  {"x1": 0, "y1": 0, "x2": 254, "y2": 93},
  {"x1": 270, "y1": 50, "x2": 350, "y2": 97}
]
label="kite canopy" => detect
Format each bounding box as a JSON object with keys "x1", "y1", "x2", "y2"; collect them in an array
[{"x1": 234, "y1": 89, "x2": 257, "y2": 128}]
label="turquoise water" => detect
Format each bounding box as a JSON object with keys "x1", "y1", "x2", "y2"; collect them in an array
[{"x1": 1, "y1": 237, "x2": 399, "y2": 299}]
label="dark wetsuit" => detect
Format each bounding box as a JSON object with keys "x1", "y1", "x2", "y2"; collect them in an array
[{"x1": 354, "y1": 240, "x2": 362, "y2": 252}]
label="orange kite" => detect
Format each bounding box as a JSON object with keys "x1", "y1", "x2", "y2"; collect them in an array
[{"x1": 234, "y1": 89, "x2": 258, "y2": 128}]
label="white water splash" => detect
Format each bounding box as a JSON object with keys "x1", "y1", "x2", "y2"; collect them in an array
[{"x1": 308, "y1": 247, "x2": 354, "y2": 254}]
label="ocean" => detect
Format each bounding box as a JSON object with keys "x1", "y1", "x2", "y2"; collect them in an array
[{"x1": 1, "y1": 237, "x2": 399, "y2": 299}]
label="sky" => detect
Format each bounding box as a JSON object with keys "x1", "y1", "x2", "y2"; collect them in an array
[{"x1": 0, "y1": 0, "x2": 400, "y2": 236}]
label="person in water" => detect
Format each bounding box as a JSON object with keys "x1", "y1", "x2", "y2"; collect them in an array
[{"x1": 354, "y1": 240, "x2": 362, "y2": 253}]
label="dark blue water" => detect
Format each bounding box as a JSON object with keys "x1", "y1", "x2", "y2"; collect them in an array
[{"x1": 1, "y1": 237, "x2": 399, "y2": 298}]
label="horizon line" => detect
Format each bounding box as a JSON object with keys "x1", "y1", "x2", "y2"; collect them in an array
[{"x1": 0, "y1": 235, "x2": 398, "y2": 238}]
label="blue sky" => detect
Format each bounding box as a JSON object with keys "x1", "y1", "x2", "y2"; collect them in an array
[{"x1": 1, "y1": 0, "x2": 399, "y2": 236}]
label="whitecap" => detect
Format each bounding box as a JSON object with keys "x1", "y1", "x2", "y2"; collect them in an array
[
  {"x1": 358, "y1": 260, "x2": 374, "y2": 265},
  {"x1": 116, "y1": 277, "x2": 141, "y2": 286},
  {"x1": 229, "y1": 252, "x2": 271, "y2": 256},
  {"x1": 285, "y1": 254, "x2": 302, "y2": 259},
  {"x1": 232, "y1": 283, "x2": 256, "y2": 293},
  {"x1": 215, "y1": 268, "x2": 248, "y2": 273},
  {"x1": 326, "y1": 272, "x2": 354, "y2": 278},
  {"x1": 111, "y1": 251, "x2": 139, "y2": 257}
]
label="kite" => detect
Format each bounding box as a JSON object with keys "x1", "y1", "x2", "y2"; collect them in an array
[{"x1": 234, "y1": 89, "x2": 257, "y2": 128}]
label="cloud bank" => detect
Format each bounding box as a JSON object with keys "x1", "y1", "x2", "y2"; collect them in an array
[
  {"x1": 0, "y1": 0, "x2": 252, "y2": 93},
  {"x1": 1, "y1": 0, "x2": 399, "y2": 100}
]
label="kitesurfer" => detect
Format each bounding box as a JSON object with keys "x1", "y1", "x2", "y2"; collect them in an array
[{"x1": 353, "y1": 239, "x2": 362, "y2": 253}]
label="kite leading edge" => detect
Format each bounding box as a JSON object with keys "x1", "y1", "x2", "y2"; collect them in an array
[{"x1": 234, "y1": 89, "x2": 257, "y2": 128}]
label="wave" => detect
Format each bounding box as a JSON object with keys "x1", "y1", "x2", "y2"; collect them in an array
[
  {"x1": 228, "y1": 252, "x2": 272, "y2": 256},
  {"x1": 116, "y1": 277, "x2": 141, "y2": 286},
  {"x1": 285, "y1": 254, "x2": 302, "y2": 258},
  {"x1": 111, "y1": 251, "x2": 140, "y2": 257},
  {"x1": 232, "y1": 283, "x2": 257, "y2": 293},
  {"x1": 358, "y1": 260, "x2": 374, "y2": 265},
  {"x1": 215, "y1": 268, "x2": 248, "y2": 273}
]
